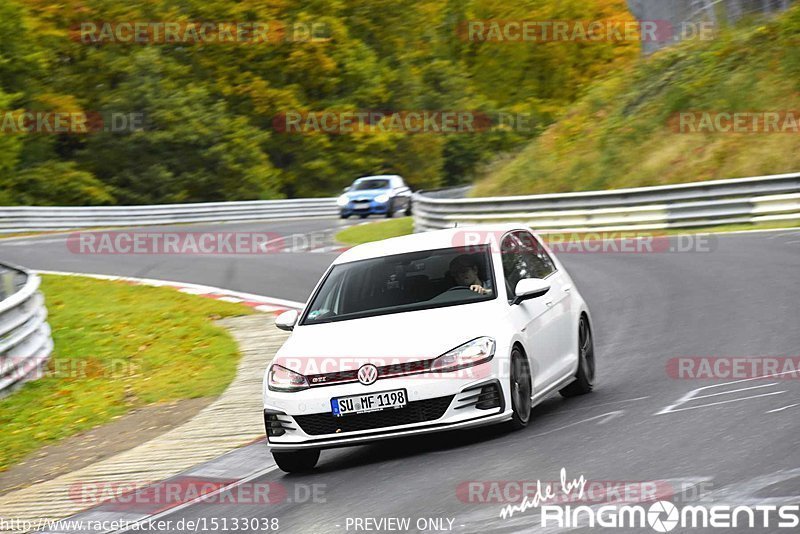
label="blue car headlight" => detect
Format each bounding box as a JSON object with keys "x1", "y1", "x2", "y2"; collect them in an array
[{"x1": 337, "y1": 194, "x2": 350, "y2": 207}]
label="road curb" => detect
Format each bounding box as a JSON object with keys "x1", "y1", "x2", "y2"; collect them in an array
[{"x1": 31, "y1": 270, "x2": 304, "y2": 313}]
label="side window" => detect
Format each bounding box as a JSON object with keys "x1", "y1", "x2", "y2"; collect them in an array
[
  {"x1": 313, "y1": 272, "x2": 344, "y2": 315},
  {"x1": 500, "y1": 232, "x2": 556, "y2": 302},
  {"x1": 513, "y1": 231, "x2": 556, "y2": 278}
]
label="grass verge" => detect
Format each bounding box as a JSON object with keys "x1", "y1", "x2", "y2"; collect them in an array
[
  {"x1": 336, "y1": 217, "x2": 414, "y2": 245},
  {"x1": 335, "y1": 218, "x2": 799, "y2": 245},
  {"x1": 0, "y1": 275, "x2": 252, "y2": 472}
]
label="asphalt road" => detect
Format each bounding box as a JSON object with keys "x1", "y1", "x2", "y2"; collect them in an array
[
  {"x1": 4, "y1": 221, "x2": 800, "y2": 533},
  {"x1": 0, "y1": 218, "x2": 352, "y2": 302}
]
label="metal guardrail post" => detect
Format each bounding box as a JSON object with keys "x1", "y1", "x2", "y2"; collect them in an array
[
  {"x1": 0, "y1": 198, "x2": 340, "y2": 234},
  {"x1": 2, "y1": 175, "x2": 799, "y2": 235},
  {"x1": 412, "y1": 173, "x2": 800, "y2": 233},
  {"x1": 0, "y1": 262, "x2": 55, "y2": 397},
  {"x1": 1, "y1": 270, "x2": 15, "y2": 301}
]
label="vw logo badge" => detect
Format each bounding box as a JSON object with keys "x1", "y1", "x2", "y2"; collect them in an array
[{"x1": 357, "y1": 364, "x2": 378, "y2": 385}]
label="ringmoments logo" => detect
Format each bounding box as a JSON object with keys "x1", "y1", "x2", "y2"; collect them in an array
[
  {"x1": 539, "y1": 501, "x2": 800, "y2": 531},
  {"x1": 497, "y1": 469, "x2": 800, "y2": 531}
]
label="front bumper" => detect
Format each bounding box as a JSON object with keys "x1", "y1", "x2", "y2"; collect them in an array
[
  {"x1": 340, "y1": 199, "x2": 389, "y2": 216},
  {"x1": 264, "y1": 375, "x2": 508, "y2": 451}
]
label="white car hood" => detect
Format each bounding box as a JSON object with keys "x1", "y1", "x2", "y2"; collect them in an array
[{"x1": 275, "y1": 300, "x2": 500, "y2": 372}]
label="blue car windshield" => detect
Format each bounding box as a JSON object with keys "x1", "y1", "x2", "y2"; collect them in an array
[
  {"x1": 352, "y1": 179, "x2": 389, "y2": 191},
  {"x1": 301, "y1": 246, "x2": 496, "y2": 325}
]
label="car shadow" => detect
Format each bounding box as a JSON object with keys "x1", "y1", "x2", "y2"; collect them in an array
[{"x1": 298, "y1": 394, "x2": 583, "y2": 475}]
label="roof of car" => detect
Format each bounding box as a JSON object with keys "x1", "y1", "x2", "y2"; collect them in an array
[
  {"x1": 334, "y1": 224, "x2": 530, "y2": 264},
  {"x1": 355, "y1": 175, "x2": 400, "y2": 181}
]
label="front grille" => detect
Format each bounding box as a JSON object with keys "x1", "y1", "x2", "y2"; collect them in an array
[
  {"x1": 307, "y1": 360, "x2": 430, "y2": 387},
  {"x1": 293, "y1": 395, "x2": 454, "y2": 435}
]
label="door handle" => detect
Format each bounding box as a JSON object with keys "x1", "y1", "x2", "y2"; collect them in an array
[
  {"x1": 545, "y1": 300, "x2": 554, "y2": 307},
  {"x1": 563, "y1": 285, "x2": 572, "y2": 293}
]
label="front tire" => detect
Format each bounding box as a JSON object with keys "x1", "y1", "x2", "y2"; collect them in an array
[
  {"x1": 508, "y1": 348, "x2": 532, "y2": 430},
  {"x1": 272, "y1": 449, "x2": 320, "y2": 473},
  {"x1": 559, "y1": 316, "x2": 595, "y2": 397}
]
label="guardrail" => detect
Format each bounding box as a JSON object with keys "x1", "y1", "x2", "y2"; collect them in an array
[
  {"x1": 412, "y1": 172, "x2": 800, "y2": 233},
  {"x1": 0, "y1": 263, "x2": 54, "y2": 397},
  {"x1": 0, "y1": 198, "x2": 338, "y2": 234}
]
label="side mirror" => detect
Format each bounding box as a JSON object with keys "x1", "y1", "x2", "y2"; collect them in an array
[
  {"x1": 275, "y1": 309, "x2": 299, "y2": 331},
  {"x1": 512, "y1": 278, "x2": 550, "y2": 305}
]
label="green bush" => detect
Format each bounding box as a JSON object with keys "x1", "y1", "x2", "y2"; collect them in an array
[{"x1": 473, "y1": 5, "x2": 800, "y2": 197}]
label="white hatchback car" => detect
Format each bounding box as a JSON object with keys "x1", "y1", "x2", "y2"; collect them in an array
[{"x1": 264, "y1": 224, "x2": 595, "y2": 472}]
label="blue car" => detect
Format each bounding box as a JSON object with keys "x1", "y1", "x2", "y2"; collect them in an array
[{"x1": 337, "y1": 175, "x2": 413, "y2": 219}]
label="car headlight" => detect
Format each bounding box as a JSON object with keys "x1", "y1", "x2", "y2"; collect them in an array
[
  {"x1": 337, "y1": 194, "x2": 350, "y2": 207},
  {"x1": 268, "y1": 364, "x2": 309, "y2": 392},
  {"x1": 375, "y1": 193, "x2": 390, "y2": 203},
  {"x1": 429, "y1": 337, "x2": 496, "y2": 373}
]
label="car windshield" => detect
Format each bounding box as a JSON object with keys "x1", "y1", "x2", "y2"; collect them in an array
[
  {"x1": 352, "y1": 179, "x2": 389, "y2": 191},
  {"x1": 301, "y1": 246, "x2": 496, "y2": 325}
]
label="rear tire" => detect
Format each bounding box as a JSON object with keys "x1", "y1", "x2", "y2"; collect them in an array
[
  {"x1": 508, "y1": 348, "x2": 532, "y2": 430},
  {"x1": 404, "y1": 200, "x2": 412, "y2": 216},
  {"x1": 559, "y1": 316, "x2": 595, "y2": 397},
  {"x1": 385, "y1": 200, "x2": 395, "y2": 218},
  {"x1": 272, "y1": 449, "x2": 320, "y2": 473}
]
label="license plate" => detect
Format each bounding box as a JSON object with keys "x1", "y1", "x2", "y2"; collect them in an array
[{"x1": 331, "y1": 389, "x2": 407, "y2": 417}]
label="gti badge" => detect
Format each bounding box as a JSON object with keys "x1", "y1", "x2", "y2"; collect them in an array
[{"x1": 357, "y1": 364, "x2": 378, "y2": 385}]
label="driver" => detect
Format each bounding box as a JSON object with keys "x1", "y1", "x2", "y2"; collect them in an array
[{"x1": 449, "y1": 255, "x2": 492, "y2": 295}]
